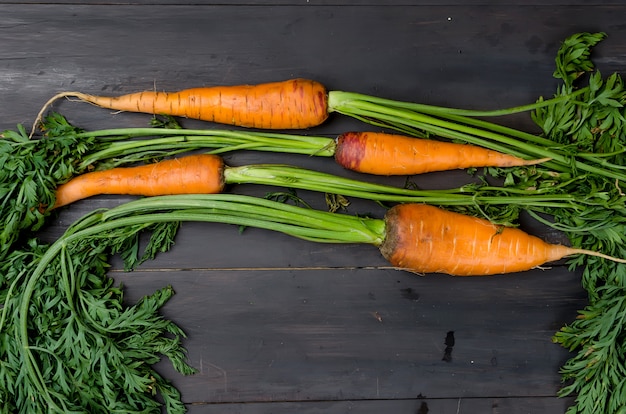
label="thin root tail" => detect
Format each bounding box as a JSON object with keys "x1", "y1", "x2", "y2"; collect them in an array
[
  {"x1": 30, "y1": 91, "x2": 92, "y2": 139},
  {"x1": 574, "y1": 248, "x2": 626, "y2": 264},
  {"x1": 523, "y1": 157, "x2": 552, "y2": 166}
]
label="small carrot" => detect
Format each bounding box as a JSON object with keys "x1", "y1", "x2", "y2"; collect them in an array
[
  {"x1": 52, "y1": 155, "x2": 225, "y2": 209},
  {"x1": 334, "y1": 131, "x2": 548, "y2": 174},
  {"x1": 50, "y1": 153, "x2": 552, "y2": 212},
  {"x1": 36, "y1": 79, "x2": 328, "y2": 130},
  {"x1": 379, "y1": 203, "x2": 626, "y2": 276}
]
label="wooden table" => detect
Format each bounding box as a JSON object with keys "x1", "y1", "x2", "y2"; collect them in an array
[{"x1": 2, "y1": 2, "x2": 625, "y2": 413}]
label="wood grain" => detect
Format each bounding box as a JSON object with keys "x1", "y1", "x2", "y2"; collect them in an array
[
  {"x1": 114, "y1": 268, "x2": 585, "y2": 404},
  {"x1": 1, "y1": 2, "x2": 622, "y2": 413}
]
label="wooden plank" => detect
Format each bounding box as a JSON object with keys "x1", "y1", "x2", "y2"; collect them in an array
[
  {"x1": 182, "y1": 397, "x2": 574, "y2": 414},
  {"x1": 112, "y1": 267, "x2": 585, "y2": 403},
  {"x1": 0, "y1": 1, "x2": 623, "y2": 6}
]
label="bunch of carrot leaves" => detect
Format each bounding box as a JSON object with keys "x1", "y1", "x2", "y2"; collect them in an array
[
  {"x1": 532, "y1": 33, "x2": 626, "y2": 414},
  {"x1": 0, "y1": 218, "x2": 192, "y2": 413},
  {"x1": 477, "y1": 32, "x2": 626, "y2": 414}
]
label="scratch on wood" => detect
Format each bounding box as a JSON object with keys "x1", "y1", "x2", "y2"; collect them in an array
[
  {"x1": 111, "y1": 266, "x2": 401, "y2": 273},
  {"x1": 202, "y1": 359, "x2": 228, "y2": 392},
  {"x1": 376, "y1": 376, "x2": 380, "y2": 398}
]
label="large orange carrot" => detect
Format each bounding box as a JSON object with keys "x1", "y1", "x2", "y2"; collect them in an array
[
  {"x1": 53, "y1": 191, "x2": 626, "y2": 276},
  {"x1": 39, "y1": 79, "x2": 328, "y2": 130},
  {"x1": 379, "y1": 203, "x2": 625, "y2": 276},
  {"x1": 334, "y1": 131, "x2": 548, "y2": 174},
  {"x1": 52, "y1": 155, "x2": 225, "y2": 209}
]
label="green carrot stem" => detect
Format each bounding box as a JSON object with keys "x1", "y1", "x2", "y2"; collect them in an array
[
  {"x1": 75, "y1": 128, "x2": 335, "y2": 169},
  {"x1": 329, "y1": 87, "x2": 589, "y2": 119},
  {"x1": 328, "y1": 92, "x2": 556, "y2": 157},
  {"x1": 98, "y1": 194, "x2": 386, "y2": 243},
  {"x1": 223, "y1": 164, "x2": 580, "y2": 209}
]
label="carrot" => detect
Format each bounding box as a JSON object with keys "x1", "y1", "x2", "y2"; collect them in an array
[
  {"x1": 50, "y1": 152, "x2": 565, "y2": 212},
  {"x1": 37, "y1": 77, "x2": 619, "y2": 183},
  {"x1": 37, "y1": 79, "x2": 328, "y2": 130},
  {"x1": 52, "y1": 193, "x2": 626, "y2": 278},
  {"x1": 57, "y1": 119, "x2": 548, "y2": 176},
  {"x1": 52, "y1": 155, "x2": 225, "y2": 209},
  {"x1": 334, "y1": 131, "x2": 548, "y2": 175},
  {"x1": 379, "y1": 203, "x2": 626, "y2": 276}
]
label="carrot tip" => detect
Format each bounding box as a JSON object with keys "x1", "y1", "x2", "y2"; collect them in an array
[
  {"x1": 31, "y1": 91, "x2": 92, "y2": 139},
  {"x1": 569, "y1": 248, "x2": 626, "y2": 264},
  {"x1": 523, "y1": 157, "x2": 552, "y2": 166}
]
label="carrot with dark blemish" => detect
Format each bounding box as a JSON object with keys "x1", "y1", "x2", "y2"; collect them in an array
[
  {"x1": 59, "y1": 124, "x2": 549, "y2": 177},
  {"x1": 333, "y1": 131, "x2": 548, "y2": 175}
]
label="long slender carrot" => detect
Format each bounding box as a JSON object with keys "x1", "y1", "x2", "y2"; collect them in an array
[
  {"x1": 33, "y1": 78, "x2": 565, "y2": 133},
  {"x1": 50, "y1": 153, "x2": 570, "y2": 211},
  {"x1": 36, "y1": 79, "x2": 328, "y2": 130},
  {"x1": 34, "y1": 78, "x2": 620, "y2": 184},
  {"x1": 379, "y1": 203, "x2": 625, "y2": 276},
  {"x1": 334, "y1": 131, "x2": 548, "y2": 174}
]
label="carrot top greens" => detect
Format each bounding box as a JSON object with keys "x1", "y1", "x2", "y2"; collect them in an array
[
  {"x1": 336, "y1": 31, "x2": 626, "y2": 413},
  {"x1": 0, "y1": 218, "x2": 194, "y2": 414},
  {"x1": 3, "y1": 193, "x2": 386, "y2": 413}
]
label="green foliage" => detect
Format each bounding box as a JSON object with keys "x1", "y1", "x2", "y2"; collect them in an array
[
  {"x1": 2, "y1": 30, "x2": 626, "y2": 414},
  {"x1": 554, "y1": 286, "x2": 626, "y2": 414},
  {"x1": 0, "y1": 215, "x2": 192, "y2": 413},
  {"x1": 526, "y1": 32, "x2": 626, "y2": 414},
  {"x1": 0, "y1": 114, "x2": 109, "y2": 261},
  {"x1": 332, "y1": 31, "x2": 626, "y2": 413},
  {"x1": 552, "y1": 32, "x2": 606, "y2": 87}
]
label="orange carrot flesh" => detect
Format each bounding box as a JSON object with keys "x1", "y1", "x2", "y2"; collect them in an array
[
  {"x1": 44, "y1": 79, "x2": 328, "y2": 130},
  {"x1": 379, "y1": 203, "x2": 616, "y2": 276},
  {"x1": 334, "y1": 131, "x2": 548, "y2": 175},
  {"x1": 52, "y1": 154, "x2": 225, "y2": 209}
]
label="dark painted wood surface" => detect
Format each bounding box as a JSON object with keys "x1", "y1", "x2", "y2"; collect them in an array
[{"x1": 2, "y1": 2, "x2": 624, "y2": 413}]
